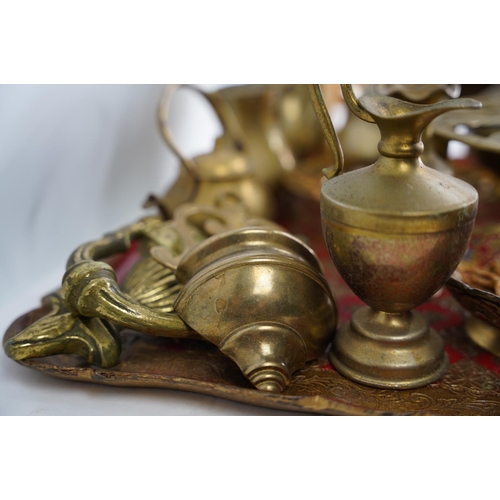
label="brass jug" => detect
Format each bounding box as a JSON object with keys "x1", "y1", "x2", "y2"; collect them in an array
[
  {"x1": 206, "y1": 84, "x2": 335, "y2": 201},
  {"x1": 155, "y1": 85, "x2": 274, "y2": 219},
  {"x1": 310, "y1": 84, "x2": 481, "y2": 389}
]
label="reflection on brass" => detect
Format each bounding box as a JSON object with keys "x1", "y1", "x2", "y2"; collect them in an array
[
  {"x1": 4, "y1": 199, "x2": 337, "y2": 393},
  {"x1": 152, "y1": 227, "x2": 337, "y2": 392},
  {"x1": 310, "y1": 83, "x2": 480, "y2": 389}
]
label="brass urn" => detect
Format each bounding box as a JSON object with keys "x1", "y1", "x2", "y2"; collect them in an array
[{"x1": 310, "y1": 84, "x2": 481, "y2": 389}]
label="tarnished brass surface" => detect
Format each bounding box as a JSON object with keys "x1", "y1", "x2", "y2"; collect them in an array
[
  {"x1": 4, "y1": 189, "x2": 500, "y2": 414},
  {"x1": 5, "y1": 198, "x2": 337, "y2": 393},
  {"x1": 311, "y1": 83, "x2": 481, "y2": 389},
  {"x1": 5, "y1": 295, "x2": 500, "y2": 415},
  {"x1": 153, "y1": 226, "x2": 338, "y2": 392}
]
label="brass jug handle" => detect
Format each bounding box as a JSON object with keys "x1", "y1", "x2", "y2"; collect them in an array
[
  {"x1": 308, "y1": 84, "x2": 344, "y2": 179},
  {"x1": 340, "y1": 84, "x2": 376, "y2": 124},
  {"x1": 158, "y1": 85, "x2": 246, "y2": 179}
]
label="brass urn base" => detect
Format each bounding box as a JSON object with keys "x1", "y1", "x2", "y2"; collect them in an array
[{"x1": 329, "y1": 307, "x2": 449, "y2": 389}]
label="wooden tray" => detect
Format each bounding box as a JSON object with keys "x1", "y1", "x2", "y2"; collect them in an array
[
  {"x1": 4, "y1": 192, "x2": 500, "y2": 415},
  {"x1": 5, "y1": 291, "x2": 500, "y2": 416}
]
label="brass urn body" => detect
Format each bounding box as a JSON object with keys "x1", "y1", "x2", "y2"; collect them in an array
[{"x1": 311, "y1": 84, "x2": 481, "y2": 389}]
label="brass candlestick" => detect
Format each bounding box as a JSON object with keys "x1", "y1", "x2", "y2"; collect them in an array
[{"x1": 310, "y1": 84, "x2": 481, "y2": 389}]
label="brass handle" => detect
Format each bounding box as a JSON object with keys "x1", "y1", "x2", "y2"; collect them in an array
[
  {"x1": 308, "y1": 84, "x2": 344, "y2": 179},
  {"x1": 64, "y1": 219, "x2": 198, "y2": 338},
  {"x1": 340, "y1": 84, "x2": 376, "y2": 124},
  {"x1": 158, "y1": 84, "x2": 246, "y2": 179},
  {"x1": 62, "y1": 261, "x2": 196, "y2": 337},
  {"x1": 67, "y1": 217, "x2": 163, "y2": 268},
  {"x1": 4, "y1": 292, "x2": 122, "y2": 368}
]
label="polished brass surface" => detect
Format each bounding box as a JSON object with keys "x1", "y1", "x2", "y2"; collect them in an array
[
  {"x1": 311, "y1": 83, "x2": 481, "y2": 389},
  {"x1": 4, "y1": 214, "x2": 200, "y2": 368},
  {"x1": 5, "y1": 197, "x2": 337, "y2": 392},
  {"x1": 4, "y1": 203, "x2": 268, "y2": 367},
  {"x1": 154, "y1": 226, "x2": 338, "y2": 392},
  {"x1": 308, "y1": 83, "x2": 343, "y2": 180},
  {"x1": 207, "y1": 84, "x2": 287, "y2": 186}
]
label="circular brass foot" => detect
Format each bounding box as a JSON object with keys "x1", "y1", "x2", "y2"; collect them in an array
[
  {"x1": 219, "y1": 323, "x2": 308, "y2": 392},
  {"x1": 465, "y1": 316, "x2": 500, "y2": 357},
  {"x1": 248, "y1": 368, "x2": 288, "y2": 393},
  {"x1": 329, "y1": 307, "x2": 448, "y2": 389}
]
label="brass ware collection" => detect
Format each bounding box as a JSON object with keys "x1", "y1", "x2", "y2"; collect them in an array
[{"x1": 5, "y1": 83, "x2": 500, "y2": 414}]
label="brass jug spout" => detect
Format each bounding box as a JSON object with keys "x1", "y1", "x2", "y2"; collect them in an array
[
  {"x1": 340, "y1": 84, "x2": 482, "y2": 160},
  {"x1": 309, "y1": 84, "x2": 482, "y2": 178}
]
